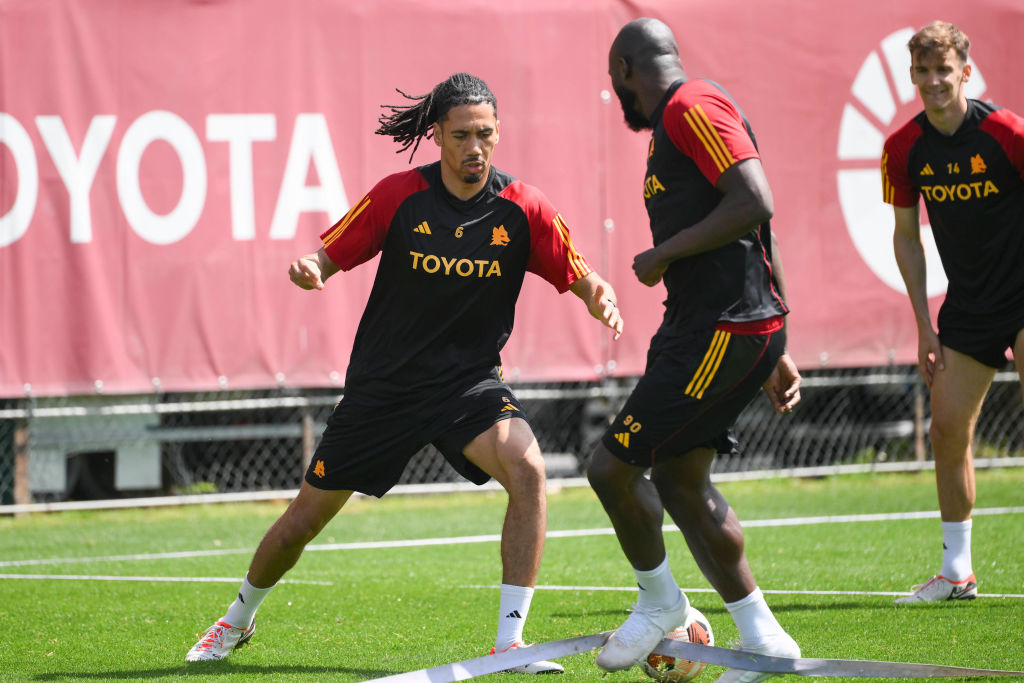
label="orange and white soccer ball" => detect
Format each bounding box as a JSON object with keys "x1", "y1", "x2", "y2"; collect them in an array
[{"x1": 641, "y1": 607, "x2": 715, "y2": 682}]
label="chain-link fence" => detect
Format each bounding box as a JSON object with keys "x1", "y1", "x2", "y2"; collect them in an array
[
  {"x1": 0, "y1": 405, "x2": 18, "y2": 506},
  {"x1": 1, "y1": 365, "x2": 1021, "y2": 509}
]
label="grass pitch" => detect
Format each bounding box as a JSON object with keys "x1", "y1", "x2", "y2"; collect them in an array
[{"x1": 1, "y1": 469, "x2": 1022, "y2": 682}]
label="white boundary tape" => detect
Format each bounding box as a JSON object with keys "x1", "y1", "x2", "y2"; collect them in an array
[
  {"x1": 366, "y1": 633, "x2": 610, "y2": 683},
  {"x1": 653, "y1": 639, "x2": 1024, "y2": 679},
  {"x1": 493, "y1": 584, "x2": 1024, "y2": 600},
  {"x1": 363, "y1": 632, "x2": 1024, "y2": 682}
]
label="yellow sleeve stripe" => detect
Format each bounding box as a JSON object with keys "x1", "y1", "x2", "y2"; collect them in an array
[
  {"x1": 685, "y1": 330, "x2": 731, "y2": 399},
  {"x1": 683, "y1": 104, "x2": 736, "y2": 174},
  {"x1": 881, "y1": 152, "x2": 895, "y2": 204},
  {"x1": 552, "y1": 213, "x2": 592, "y2": 280},
  {"x1": 322, "y1": 195, "x2": 371, "y2": 249}
]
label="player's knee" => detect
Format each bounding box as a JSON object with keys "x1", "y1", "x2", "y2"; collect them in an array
[
  {"x1": 650, "y1": 468, "x2": 701, "y2": 505},
  {"x1": 273, "y1": 506, "x2": 332, "y2": 548},
  {"x1": 276, "y1": 522, "x2": 317, "y2": 551},
  {"x1": 512, "y1": 450, "x2": 546, "y2": 482},
  {"x1": 587, "y1": 445, "x2": 622, "y2": 496},
  {"x1": 928, "y1": 415, "x2": 970, "y2": 452},
  {"x1": 498, "y1": 445, "x2": 546, "y2": 491}
]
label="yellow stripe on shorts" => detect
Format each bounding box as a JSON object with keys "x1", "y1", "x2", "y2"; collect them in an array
[{"x1": 684, "y1": 330, "x2": 731, "y2": 399}]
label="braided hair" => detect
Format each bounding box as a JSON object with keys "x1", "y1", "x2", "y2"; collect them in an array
[{"x1": 376, "y1": 73, "x2": 498, "y2": 161}]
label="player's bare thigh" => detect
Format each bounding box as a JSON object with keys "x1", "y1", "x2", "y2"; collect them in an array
[
  {"x1": 930, "y1": 346, "x2": 996, "y2": 433},
  {"x1": 462, "y1": 417, "x2": 544, "y2": 490}
]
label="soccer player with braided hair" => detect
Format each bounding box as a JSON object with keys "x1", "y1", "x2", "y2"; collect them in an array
[
  {"x1": 375, "y1": 72, "x2": 498, "y2": 160},
  {"x1": 186, "y1": 72, "x2": 623, "y2": 670}
]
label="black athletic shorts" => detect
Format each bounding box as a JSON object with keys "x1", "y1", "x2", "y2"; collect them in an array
[
  {"x1": 938, "y1": 302, "x2": 1024, "y2": 369},
  {"x1": 601, "y1": 323, "x2": 785, "y2": 467},
  {"x1": 304, "y1": 367, "x2": 528, "y2": 497}
]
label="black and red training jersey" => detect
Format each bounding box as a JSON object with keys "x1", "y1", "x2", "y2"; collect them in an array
[
  {"x1": 882, "y1": 99, "x2": 1024, "y2": 322},
  {"x1": 319, "y1": 161, "x2": 592, "y2": 400},
  {"x1": 644, "y1": 79, "x2": 788, "y2": 334}
]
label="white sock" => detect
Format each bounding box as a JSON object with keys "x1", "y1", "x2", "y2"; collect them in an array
[
  {"x1": 223, "y1": 574, "x2": 274, "y2": 628},
  {"x1": 496, "y1": 584, "x2": 534, "y2": 650},
  {"x1": 724, "y1": 587, "x2": 784, "y2": 648},
  {"x1": 941, "y1": 519, "x2": 973, "y2": 581},
  {"x1": 634, "y1": 556, "x2": 683, "y2": 609}
]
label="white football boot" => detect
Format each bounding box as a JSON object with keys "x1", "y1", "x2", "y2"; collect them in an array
[
  {"x1": 185, "y1": 619, "x2": 256, "y2": 661},
  {"x1": 713, "y1": 633, "x2": 801, "y2": 683},
  {"x1": 489, "y1": 642, "x2": 565, "y2": 674},
  {"x1": 894, "y1": 573, "x2": 978, "y2": 603},
  {"x1": 596, "y1": 590, "x2": 689, "y2": 671}
]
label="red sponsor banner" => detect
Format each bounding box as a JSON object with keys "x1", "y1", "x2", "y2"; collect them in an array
[{"x1": 2, "y1": 0, "x2": 1022, "y2": 397}]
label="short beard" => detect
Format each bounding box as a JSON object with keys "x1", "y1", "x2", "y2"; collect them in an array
[{"x1": 615, "y1": 85, "x2": 652, "y2": 131}]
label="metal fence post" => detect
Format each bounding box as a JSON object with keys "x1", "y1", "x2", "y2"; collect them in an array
[
  {"x1": 14, "y1": 417, "x2": 29, "y2": 509},
  {"x1": 301, "y1": 408, "x2": 315, "y2": 470}
]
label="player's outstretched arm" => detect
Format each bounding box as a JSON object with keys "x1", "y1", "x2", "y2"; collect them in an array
[
  {"x1": 288, "y1": 247, "x2": 340, "y2": 291},
  {"x1": 569, "y1": 272, "x2": 624, "y2": 340}
]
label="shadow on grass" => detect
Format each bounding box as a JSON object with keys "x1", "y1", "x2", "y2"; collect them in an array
[
  {"x1": 764, "y1": 600, "x2": 902, "y2": 613},
  {"x1": 33, "y1": 663, "x2": 390, "y2": 680},
  {"x1": 553, "y1": 605, "x2": 734, "y2": 619},
  {"x1": 553, "y1": 597, "x2": 968, "y2": 620}
]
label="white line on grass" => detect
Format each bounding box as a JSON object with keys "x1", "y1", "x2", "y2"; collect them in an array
[
  {"x1": 6, "y1": 456, "x2": 1023, "y2": 514},
  {"x1": 0, "y1": 574, "x2": 332, "y2": 585},
  {"x1": 0, "y1": 547, "x2": 253, "y2": 568},
  {"x1": 2, "y1": 505, "x2": 1021, "y2": 570},
  {"x1": 740, "y1": 506, "x2": 1024, "y2": 527},
  {"x1": 461, "y1": 584, "x2": 1024, "y2": 599}
]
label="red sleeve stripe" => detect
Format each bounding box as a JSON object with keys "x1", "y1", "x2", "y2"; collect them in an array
[
  {"x1": 685, "y1": 330, "x2": 731, "y2": 399},
  {"x1": 881, "y1": 152, "x2": 895, "y2": 204},
  {"x1": 552, "y1": 213, "x2": 592, "y2": 280},
  {"x1": 683, "y1": 104, "x2": 736, "y2": 173},
  {"x1": 322, "y1": 195, "x2": 371, "y2": 249}
]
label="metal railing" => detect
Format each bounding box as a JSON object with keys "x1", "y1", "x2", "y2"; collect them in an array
[{"x1": 1, "y1": 366, "x2": 1021, "y2": 512}]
